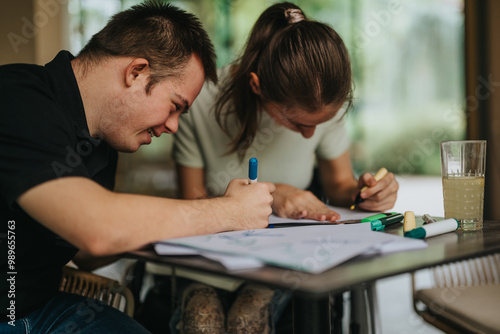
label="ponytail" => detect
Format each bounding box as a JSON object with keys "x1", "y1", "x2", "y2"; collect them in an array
[{"x1": 214, "y1": 2, "x2": 352, "y2": 160}]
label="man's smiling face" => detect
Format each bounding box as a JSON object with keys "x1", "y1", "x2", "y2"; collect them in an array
[{"x1": 100, "y1": 54, "x2": 205, "y2": 152}]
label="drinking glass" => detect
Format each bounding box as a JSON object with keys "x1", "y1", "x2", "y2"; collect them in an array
[{"x1": 440, "y1": 140, "x2": 487, "y2": 231}]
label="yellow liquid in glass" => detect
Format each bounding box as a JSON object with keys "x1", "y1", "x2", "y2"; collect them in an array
[{"x1": 442, "y1": 176, "x2": 485, "y2": 231}]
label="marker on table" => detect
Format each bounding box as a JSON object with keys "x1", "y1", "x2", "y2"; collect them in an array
[
  {"x1": 248, "y1": 157, "x2": 258, "y2": 184},
  {"x1": 404, "y1": 218, "x2": 459, "y2": 239},
  {"x1": 370, "y1": 213, "x2": 404, "y2": 231},
  {"x1": 361, "y1": 212, "x2": 399, "y2": 223},
  {"x1": 403, "y1": 211, "x2": 416, "y2": 232},
  {"x1": 350, "y1": 168, "x2": 388, "y2": 210}
]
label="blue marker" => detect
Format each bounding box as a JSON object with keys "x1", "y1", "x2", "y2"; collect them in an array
[{"x1": 248, "y1": 157, "x2": 258, "y2": 184}]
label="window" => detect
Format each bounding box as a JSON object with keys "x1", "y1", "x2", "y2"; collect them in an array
[{"x1": 69, "y1": 0, "x2": 465, "y2": 183}]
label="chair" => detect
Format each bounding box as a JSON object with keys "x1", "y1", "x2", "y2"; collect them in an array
[
  {"x1": 59, "y1": 266, "x2": 135, "y2": 317},
  {"x1": 412, "y1": 253, "x2": 500, "y2": 334}
]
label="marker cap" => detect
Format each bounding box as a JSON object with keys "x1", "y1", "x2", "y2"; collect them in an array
[
  {"x1": 249, "y1": 157, "x2": 258, "y2": 180},
  {"x1": 370, "y1": 220, "x2": 385, "y2": 231},
  {"x1": 404, "y1": 228, "x2": 426, "y2": 239}
]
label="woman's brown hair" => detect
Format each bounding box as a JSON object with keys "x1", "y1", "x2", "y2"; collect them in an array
[{"x1": 214, "y1": 2, "x2": 352, "y2": 159}]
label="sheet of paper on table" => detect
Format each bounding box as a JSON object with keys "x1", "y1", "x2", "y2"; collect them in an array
[
  {"x1": 153, "y1": 243, "x2": 265, "y2": 271},
  {"x1": 155, "y1": 206, "x2": 427, "y2": 273}
]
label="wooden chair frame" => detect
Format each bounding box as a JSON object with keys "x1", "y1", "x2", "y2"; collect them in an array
[{"x1": 59, "y1": 266, "x2": 135, "y2": 317}]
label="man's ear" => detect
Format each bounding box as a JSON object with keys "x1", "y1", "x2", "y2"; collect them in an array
[
  {"x1": 124, "y1": 58, "x2": 150, "y2": 88},
  {"x1": 249, "y1": 72, "x2": 261, "y2": 95}
]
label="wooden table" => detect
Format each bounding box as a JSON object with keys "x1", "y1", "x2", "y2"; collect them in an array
[{"x1": 128, "y1": 220, "x2": 500, "y2": 333}]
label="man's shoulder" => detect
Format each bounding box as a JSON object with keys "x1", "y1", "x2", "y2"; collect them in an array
[
  {"x1": 0, "y1": 62, "x2": 54, "y2": 104},
  {"x1": 0, "y1": 67, "x2": 75, "y2": 156},
  {"x1": 0, "y1": 62, "x2": 46, "y2": 84},
  {"x1": 0, "y1": 62, "x2": 65, "y2": 115}
]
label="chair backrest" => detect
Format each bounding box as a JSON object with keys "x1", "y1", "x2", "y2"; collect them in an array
[
  {"x1": 430, "y1": 253, "x2": 500, "y2": 288},
  {"x1": 412, "y1": 253, "x2": 500, "y2": 333},
  {"x1": 59, "y1": 266, "x2": 135, "y2": 317}
]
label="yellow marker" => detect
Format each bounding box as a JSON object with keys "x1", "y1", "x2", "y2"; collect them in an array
[
  {"x1": 350, "y1": 168, "x2": 388, "y2": 210},
  {"x1": 403, "y1": 211, "x2": 416, "y2": 232}
]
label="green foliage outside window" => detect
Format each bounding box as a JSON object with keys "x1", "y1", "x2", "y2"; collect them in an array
[{"x1": 69, "y1": 0, "x2": 465, "y2": 176}]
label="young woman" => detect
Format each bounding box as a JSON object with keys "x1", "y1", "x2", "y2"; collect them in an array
[{"x1": 171, "y1": 2, "x2": 399, "y2": 333}]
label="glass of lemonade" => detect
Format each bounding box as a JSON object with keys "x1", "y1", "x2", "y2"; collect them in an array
[{"x1": 440, "y1": 140, "x2": 487, "y2": 231}]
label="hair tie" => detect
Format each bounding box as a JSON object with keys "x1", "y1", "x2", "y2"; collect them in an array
[{"x1": 285, "y1": 8, "x2": 304, "y2": 24}]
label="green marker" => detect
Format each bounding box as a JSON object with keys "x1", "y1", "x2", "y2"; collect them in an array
[
  {"x1": 361, "y1": 212, "x2": 399, "y2": 223},
  {"x1": 370, "y1": 213, "x2": 404, "y2": 231}
]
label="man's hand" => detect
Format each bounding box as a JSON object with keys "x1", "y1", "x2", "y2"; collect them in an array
[
  {"x1": 272, "y1": 184, "x2": 340, "y2": 221},
  {"x1": 222, "y1": 179, "x2": 275, "y2": 230},
  {"x1": 355, "y1": 171, "x2": 399, "y2": 211}
]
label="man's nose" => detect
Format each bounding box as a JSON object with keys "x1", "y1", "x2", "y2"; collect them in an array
[{"x1": 164, "y1": 116, "x2": 179, "y2": 134}]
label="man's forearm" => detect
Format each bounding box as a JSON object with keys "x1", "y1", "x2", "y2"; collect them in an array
[
  {"x1": 17, "y1": 177, "x2": 232, "y2": 255},
  {"x1": 18, "y1": 177, "x2": 273, "y2": 256}
]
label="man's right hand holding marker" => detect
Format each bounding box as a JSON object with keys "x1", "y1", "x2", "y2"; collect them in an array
[{"x1": 222, "y1": 179, "x2": 276, "y2": 230}]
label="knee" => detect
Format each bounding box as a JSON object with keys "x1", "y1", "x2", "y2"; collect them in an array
[
  {"x1": 178, "y1": 283, "x2": 225, "y2": 334},
  {"x1": 227, "y1": 284, "x2": 274, "y2": 334}
]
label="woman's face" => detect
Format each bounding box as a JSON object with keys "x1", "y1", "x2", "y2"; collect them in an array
[{"x1": 262, "y1": 101, "x2": 343, "y2": 138}]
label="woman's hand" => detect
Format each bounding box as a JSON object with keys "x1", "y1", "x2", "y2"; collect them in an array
[
  {"x1": 355, "y1": 171, "x2": 399, "y2": 211},
  {"x1": 272, "y1": 184, "x2": 340, "y2": 221}
]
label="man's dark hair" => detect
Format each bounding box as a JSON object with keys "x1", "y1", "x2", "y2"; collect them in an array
[{"x1": 77, "y1": 0, "x2": 217, "y2": 93}]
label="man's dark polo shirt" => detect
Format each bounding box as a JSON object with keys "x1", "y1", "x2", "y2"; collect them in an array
[{"x1": 0, "y1": 51, "x2": 118, "y2": 320}]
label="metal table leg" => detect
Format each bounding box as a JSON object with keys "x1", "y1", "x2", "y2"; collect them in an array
[
  {"x1": 293, "y1": 294, "x2": 331, "y2": 333},
  {"x1": 350, "y1": 283, "x2": 381, "y2": 334}
]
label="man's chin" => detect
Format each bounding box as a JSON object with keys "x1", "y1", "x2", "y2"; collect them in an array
[
  {"x1": 127, "y1": 144, "x2": 142, "y2": 153},
  {"x1": 111, "y1": 142, "x2": 141, "y2": 153}
]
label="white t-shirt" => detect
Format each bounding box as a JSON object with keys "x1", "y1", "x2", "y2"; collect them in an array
[{"x1": 173, "y1": 72, "x2": 350, "y2": 196}]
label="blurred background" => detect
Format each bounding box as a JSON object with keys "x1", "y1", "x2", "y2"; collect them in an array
[
  {"x1": 3, "y1": 1, "x2": 500, "y2": 333},
  {"x1": 73, "y1": 0, "x2": 466, "y2": 194},
  {"x1": 0, "y1": 0, "x2": 466, "y2": 199}
]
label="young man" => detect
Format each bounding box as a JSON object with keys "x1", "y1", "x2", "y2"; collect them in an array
[{"x1": 0, "y1": 1, "x2": 275, "y2": 332}]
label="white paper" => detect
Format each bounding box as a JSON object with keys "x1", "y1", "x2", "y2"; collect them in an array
[
  {"x1": 159, "y1": 223, "x2": 422, "y2": 274},
  {"x1": 361, "y1": 234, "x2": 427, "y2": 255},
  {"x1": 154, "y1": 243, "x2": 200, "y2": 255},
  {"x1": 154, "y1": 243, "x2": 264, "y2": 271},
  {"x1": 155, "y1": 206, "x2": 427, "y2": 273},
  {"x1": 201, "y1": 253, "x2": 264, "y2": 271}
]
